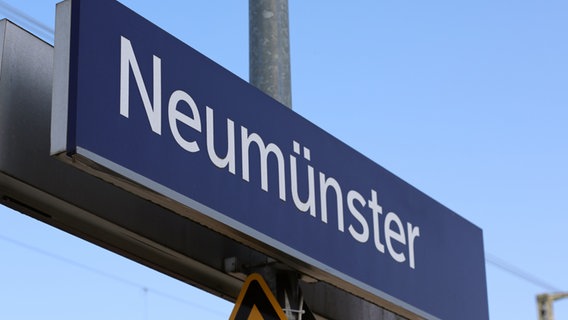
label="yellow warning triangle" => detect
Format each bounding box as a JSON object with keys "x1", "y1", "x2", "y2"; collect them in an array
[{"x1": 229, "y1": 273, "x2": 287, "y2": 320}]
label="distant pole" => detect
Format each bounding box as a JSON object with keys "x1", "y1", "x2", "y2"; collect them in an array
[
  {"x1": 537, "y1": 292, "x2": 568, "y2": 320},
  {"x1": 249, "y1": 0, "x2": 292, "y2": 108}
]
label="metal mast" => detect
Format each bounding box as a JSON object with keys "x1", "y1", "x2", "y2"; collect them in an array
[
  {"x1": 537, "y1": 292, "x2": 568, "y2": 320},
  {"x1": 249, "y1": 1, "x2": 308, "y2": 319},
  {"x1": 249, "y1": 0, "x2": 292, "y2": 108}
]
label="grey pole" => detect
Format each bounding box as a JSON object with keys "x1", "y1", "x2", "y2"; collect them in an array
[
  {"x1": 249, "y1": 0, "x2": 292, "y2": 108},
  {"x1": 249, "y1": 1, "x2": 302, "y2": 319}
]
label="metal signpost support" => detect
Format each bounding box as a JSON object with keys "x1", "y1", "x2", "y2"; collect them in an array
[
  {"x1": 249, "y1": 1, "x2": 303, "y2": 319},
  {"x1": 249, "y1": 0, "x2": 292, "y2": 109}
]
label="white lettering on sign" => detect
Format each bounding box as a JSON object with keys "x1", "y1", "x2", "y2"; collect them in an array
[
  {"x1": 120, "y1": 36, "x2": 162, "y2": 134},
  {"x1": 119, "y1": 36, "x2": 421, "y2": 269}
]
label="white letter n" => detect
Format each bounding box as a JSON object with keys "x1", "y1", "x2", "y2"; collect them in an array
[{"x1": 120, "y1": 36, "x2": 162, "y2": 134}]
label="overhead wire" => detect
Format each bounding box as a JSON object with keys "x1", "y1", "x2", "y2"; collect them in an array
[
  {"x1": 0, "y1": 0, "x2": 54, "y2": 43},
  {"x1": 485, "y1": 252, "x2": 560, "y2": 292},
  {"x1": 0, "y1": 234, "x2": 228, "y2": 318}
]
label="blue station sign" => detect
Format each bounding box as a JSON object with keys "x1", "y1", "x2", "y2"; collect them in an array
[{"x1": 51, "y1": 0, "x2": 489, "y2": 319}]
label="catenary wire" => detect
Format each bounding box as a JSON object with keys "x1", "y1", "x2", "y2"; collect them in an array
[
  {"x1": 0, "y1": 234, "x2": 228, "y2": 318},
  {"x1": 0, "y1": 0, "x2": 54, "y2": 43},
  {"x1": 485, "y1": 252, "x2": 560, "y2": 292}
]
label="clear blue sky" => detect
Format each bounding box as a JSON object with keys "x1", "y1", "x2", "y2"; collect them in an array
[{"x1": 1, "y1": 0, "x2": 567, "y2": 319}]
